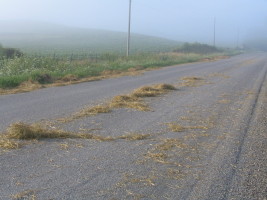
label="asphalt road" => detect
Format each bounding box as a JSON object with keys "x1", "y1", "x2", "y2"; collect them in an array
[{"x1": 0, "y1": 53, "x2": 266, "y2": 199}]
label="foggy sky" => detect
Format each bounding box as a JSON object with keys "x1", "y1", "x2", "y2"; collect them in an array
[{"x1": 0, "y1": 0, "x2": 266, "y2": 46}]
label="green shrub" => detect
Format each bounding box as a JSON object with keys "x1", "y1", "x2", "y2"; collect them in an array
[
  {"x1": 0, "y1": 45, "x2": 23, "y2": 59},
  {"x1": 174, "y1": 43, "x2": 222, "y2": 54}
]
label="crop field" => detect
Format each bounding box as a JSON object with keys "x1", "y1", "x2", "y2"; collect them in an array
[{"x1": 0, "y1": 22, "x2": 180, "y2": 55}]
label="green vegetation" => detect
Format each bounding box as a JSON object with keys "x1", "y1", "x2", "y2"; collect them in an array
[
  {"x1": 0, "y1": 52, "x2": 226, "y2": 89},
  {"x1": 0, "y1": 23, "x2": 243, "y2": 90},
  {"x1": 0, "y1": 23, "x2": 241, "y2": 91},
  {"x1": 174, "y1": 42, "x2": 222, "y2": 54},
  {"x1": 0, "y1": 44, "x2": 23, "y2": 59}
]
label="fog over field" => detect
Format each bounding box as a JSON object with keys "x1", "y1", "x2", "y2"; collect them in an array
[{"x1": 0, "y1": 0, "x2": 267, "y2": 49}]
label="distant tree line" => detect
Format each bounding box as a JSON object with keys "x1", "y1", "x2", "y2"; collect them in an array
[
  {"x1": 0, "y1": 44, "x2": 23, "y2": 59},
  {"x1": 174, "y1": 43, "x2": 222, "y2": 54}
]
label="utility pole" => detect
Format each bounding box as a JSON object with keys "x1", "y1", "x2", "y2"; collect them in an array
[
  {"x1": 236, "y1": 29, "x2": 240, "y2": 48},
  {"x1": 127, "y1": 0, "x2": 132, "y2": 57},
  {"x1": 213, "y1": 17, "x2": 216, "y2": 47}
]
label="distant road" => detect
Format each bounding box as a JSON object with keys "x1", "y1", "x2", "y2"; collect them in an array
[{"x1": 0, "y1": 53, "x2": 266, "y2": 199}]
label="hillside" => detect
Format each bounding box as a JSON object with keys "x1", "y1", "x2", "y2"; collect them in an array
[{"x1": 0, "y1": 21, "x2": 180, "y2": 55}]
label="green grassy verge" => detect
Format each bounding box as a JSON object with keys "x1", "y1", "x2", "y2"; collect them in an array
[{"x1": 0, "y1": 51, "x2": 237, "y2": 89}]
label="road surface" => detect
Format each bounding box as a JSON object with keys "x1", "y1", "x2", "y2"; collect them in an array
[{"x1": 0, "y1": 53, "x2": 266, "y2": 199}]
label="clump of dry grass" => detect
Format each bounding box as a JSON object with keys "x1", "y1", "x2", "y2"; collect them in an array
[
  {"x1": 11, "y1": 190, "x2": 36, "y2": 200},
  {"x1": 166, "y1": 123, "x2": 186, "y2": 132},
  {"x1": 1, "y1": 122, "x2": 153, "y2": 149},
  {"x1": 122, "y1": 172, "x2": 157, "y2": 187},
  {"x1": 0, "y1": 80, "x2": 43, "y2": 95},
  {"x1": 118, "y1": 133, "x2": 151, "y2": 140},
  {"x1": 167, "y1": 122, "x2": 209, "y2": 133},
  {"x1": 132, "y1": 84, "x2": 176, "y2": 98},
  {"x1": 157, "y1": 138, "x2": 188, "y2": 151},
  {"x1": 132, "y1": 86, "x2": 162, "y2": 97},
  {"x1": 146, "y1": 152, "x2": 168, "y2": 162},
  {"x1": 57, "y1": 104, "x2": 111, "y2": 123},
  {"x1": 6, "y1": 122, "x2": 78, "y2": 140},
  {"x1": 154, "y1": 83, "x2": 176, "y2": 91},
  {"x1": 79, "y1": 133, "x2": 114, "y2": 141},
  {"x1": 5, "y1": 122, "x2": 114, "y2": 142},
  {"x1": 74, "y1": 105, "x2": 111, "y2": 118},
  {"x1": 0, "y1": 137, "x2": 19, "y2": 149},
  {"x1": 110, "y1": 95, "x2": 150, "y2": 111},
  {"x1": 180, "y1": 76, "x2": 206, "y2": 87},
  {"x1": 56, "y1": 83, "x2": 176, "y2": 122},
  {"x1": 61, "y1": 74, "x2": 78, "y2": 82}
]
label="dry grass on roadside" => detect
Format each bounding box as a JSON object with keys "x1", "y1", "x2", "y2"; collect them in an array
[
  {"x1": 166, "y1": 123, "x2": 186, "y2": 132},
  {"x1": 57, "y1": 83, "x2": 176, "y2": 122},
  {"x1": 0, "y1": 137, "x2": 20, "y2": 149},
  {"x1": 5, "y1": 122, "x2": 114, "y2": 141},
  {"x1": 154, "y1": 83, "x2": 176, "y2": 91},
  {"x1": 144, "y1": 138, "x2": 187, "y2": 165},
  {"x1": 167, "y1": 122, "x2": 209, "y2": 132},
  {"x1": 0, "y1": 70, "x2": 144, "y2": 95},
  {"x1": 0, "y1": 80, "x2": 43, "y2": 95},
  {"x1": 11, "y1": 190, "x2": 37, "y2": 200},
  {"x1": 156, "y1": 138, "x2": 187, "y2": 151},
  {"x1": 0, "y1": 122, "x2": 152, "y2": 149},
  {"x1": 73, "y1": 105, "x2": 111, "y2": 119},
  {"x1": 132, "y1": 84, "x2": 176, "y2": 98},
  {"x1": 118, "y1": 133, "x2": 151, "y2": 141},
  {"x1": 57, "y1": 104, "x2": 111, "y2": 123},
  {"x1": 180, "y1": 76, "x2": 206, "y2": 87},
  {"x1": 109, "y1": 95, "x2": 149, "y2": 111},
  {"x1": 6, "y1": 122, "x2": 79, "y2": 140},
  {"x1": 121, "y1": 172, "x2": 158, "y2": 187},
  {"x1": 132, "y1": 86, "x2": 163, "y2": 97}
]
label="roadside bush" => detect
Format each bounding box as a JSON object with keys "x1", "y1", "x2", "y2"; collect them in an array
[
  {"x1": 174, "y1": 43, "x2": 222, "y2": 54},
  {"x1": 0, "y1": 45, "x2": 23, "y2": 59},
  {"x1": 32, "y1": 73, "x2": 53, "y2": 84}
]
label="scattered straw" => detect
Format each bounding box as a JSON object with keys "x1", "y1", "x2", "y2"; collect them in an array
[
  {"x1": 4, "y1": 122, "x2": 114, "y2": 142},
  {"x1": 132, "y1": 84, "x2": 176, "y2": 98},
  {"x1": 109, "y1": 95, "x2": 150, "y2": 111},
  {"x1": 6, "y1": 123, "x2": 79, "y2": 140},
  {"x1": 166, "y1": 123, "x2": 186, "y2": 132},
  {"x1": 157, "y1": 139, "x2": 188, "y2": 151},
  {"x1": 56, "y1": 83, "x2": 176, "y2": 122},
  {"x1": 154, "y1": 84, "x2": 176, "y2": 91},
  {"x1": 132, "y1": 86, "x2": 163, "y2": 97},
  {"x1": 167, "y1": 168, "x2": 185, "y2": 180},
  {"x1": 0, "y1": 137, "x2": 19, "y2": 149},
  {"x1": 58, "y1": 104, "x2": 111, "y2": 123},
  {"x1": 11, "y1": 190, "x2": 36, "y2": 200},
  {"x1": 118, "y1": 133, "x2": 151, "y2": 140},
  {"x1": 0, "y1": 80, "x2": 43, "y2": 95},
  {"x1": 79, "y1": 133, "x2": 114, "y2": 141},
  {"x1": 0, "y1": 122, "x2": 153, "y2": 149},
  {"x1": 180, "y1": 76, "x2": 206, "y2": 87},
  {"x1": 167, "y1": 123, "x2": 209, "y2": 132},
  {"x1": 73, "y1": 105, "x2": 111, "y2": 119}
]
